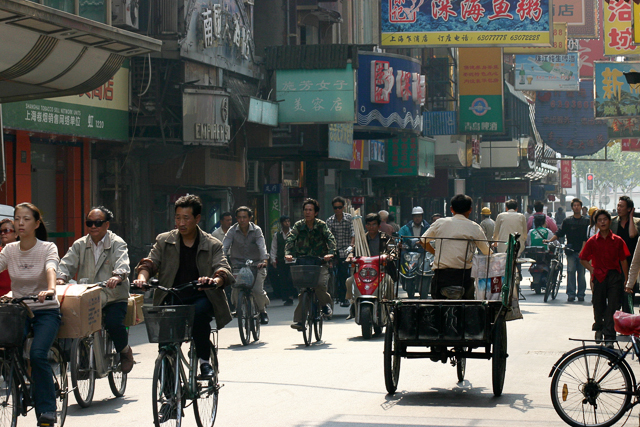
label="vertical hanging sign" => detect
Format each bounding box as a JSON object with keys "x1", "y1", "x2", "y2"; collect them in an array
[{"x1": 561, "y1": 160, "x2": 573, "y2": 188}]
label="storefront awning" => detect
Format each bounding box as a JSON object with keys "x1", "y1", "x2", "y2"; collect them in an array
[{"x1": 0, "y1": 0, "x2": 162, "y2": 103}]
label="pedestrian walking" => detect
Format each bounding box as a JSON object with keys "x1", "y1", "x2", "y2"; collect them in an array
[
  {"x1": 378, "y1": 210, "x2": 394, "y2": 235},
  {"x1": 611, "y1": 196, "x2": 640, "y2": 313},
  {"x1": 479, "y1": 207, "x2": 495, "y2": 240},
  {"x1": 326, "y1": 196, "x2": 354, "y2": 307},
  {"x1": 493, "y1": 199, "x2": 527, "y2": 255},
  {"x1": 212, "y1": 211, "x2": 232, "y2": 243}
]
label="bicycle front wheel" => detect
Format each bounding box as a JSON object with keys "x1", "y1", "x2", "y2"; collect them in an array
[
  {"x1": 70, "y1": 337, "x2": 96, "y2": 407},
  {"x1": 0, "y1": 355, "x2": 18, "y2": 427},
  {"x1": 237, "y1": 293, "x2": 251, "y2": 346},
  {"x1": 551, "y1": 348, "x2": 633, "y2": 427},
  {"x1": 107, "y1": 335, "x2": 127, "y2": 398},
  {"x1": 152, "y1": 350, "x2": 183, "y2": 427},
  {"x1": 302, "y1": 293, "x2": 313, "y2": 347},
  {"x1": 50, "y1": 343, "x2": 68, "y2": 427},
  {"x1": 313, "y1": 296, "x2": 323, "y2": 342},
  {"x1": 544, "y1": 262, "x2": 555, "y2": 303},
  {"x1": 250, "y1": 298, "x2": 260, "y2": 342}
]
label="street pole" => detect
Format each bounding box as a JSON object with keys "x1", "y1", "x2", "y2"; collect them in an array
[{"x1": 576, "y1": 173, "x2": 581, "y2": 201}]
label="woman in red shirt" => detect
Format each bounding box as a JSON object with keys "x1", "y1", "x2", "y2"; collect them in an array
[{"x1": 0, "y1": 218, "x2": 18, "y2": 295}]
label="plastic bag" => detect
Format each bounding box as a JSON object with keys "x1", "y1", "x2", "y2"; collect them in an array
[{"x1": 473, "y1": 253, "x2": 507, "y2": 300}]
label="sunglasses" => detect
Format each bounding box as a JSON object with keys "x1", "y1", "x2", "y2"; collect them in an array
[
  {"x1": 0, "y1": 229, "x2": 14, "y2": 235},
  {"x1": 333, "y1": 205, "x2": 344, "y2": 210},
  {"x1": 85, "y1": 220, "x2": 107, "y2": 228}
]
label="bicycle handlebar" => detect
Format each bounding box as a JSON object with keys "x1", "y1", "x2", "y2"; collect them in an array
[
  {"x1": 138, "y1": 278, "x2": 217, "y2": 294},
  {"x1": 1, "y1": 295, "x2": 54, "y2": 304}
]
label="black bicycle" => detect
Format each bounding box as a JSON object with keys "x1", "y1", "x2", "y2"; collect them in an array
[
  {"x1": 544, "y1": 243, "x2": 566, "y2": 302},
  {"x1": 290, "y1": 257, "x2": 328, "y2": 347},
  {"x1": 0, "y1": 295, "x2": 68, "y2": 427},
  {"x1": 141, "y1": 279, "x2": 219, "y2": 427},
  {"x1": 232, "y1": 261, "x2": 261, "y2": 346}
]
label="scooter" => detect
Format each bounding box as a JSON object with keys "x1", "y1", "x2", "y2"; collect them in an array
[
  {"x1": 524, "y1": 246, "x2": 550, "y2": 294},
  {"x1": 351, "y1": 254, "x2": 389, "y2": 339},
  {"x1": 399, "y1": 238, "x2": 434, "y2": 298}
]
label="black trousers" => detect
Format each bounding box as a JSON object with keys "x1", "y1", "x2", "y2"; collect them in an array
[
  {"x1": 431, "y1": 268, "x2": 475, "y2": 299},
  {"x1": 592, "y1": 270, "x2": 624, "y2": 341},
  {"x1": 103, "y1": 301, "x2": 128, "y2": 353},
  {"x1": 276, "y1": 262, "x2": 295, "y2": 300}
]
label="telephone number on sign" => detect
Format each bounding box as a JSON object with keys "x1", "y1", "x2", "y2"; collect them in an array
[{"x1": 510, "y1": 35, "x2": 541, "y2": 41}]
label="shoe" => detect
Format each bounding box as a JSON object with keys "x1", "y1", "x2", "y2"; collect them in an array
[
  {"x1": 38, "y1": 412, "x2": 57, "y2": 426},
  {"x1": 339, "y1": 300, "x2": 350, "y2": 307},
  {"x1": 346, "y1": 304, "x2": 355, "y2": 320},
  {"x1": 605, "y1": 341, "x2": 615, "y2": 349},
  {"x1": 200, "y1": 362, "x2": 214, "y2": 379},
  {"x1": 321, "y1": 304, "x2": 332, "y2": 316},
  {"x1": 120, "y1": 346, "x2": 135, "y2": 374},
  {"x1": 595, "y1": 330, "x2": 603, "y2": 344},
  {"x1": 568, "y1": 297, "x2": 575, "y2": 302},
  {"x1": 290, "y1": 322, "x2": 305, "y2": 331},
  {"x1": 578, "y1": 297, "x2": 585, "y2": 302},
  {"x1": 231, "y1": 311, "x2": 237, "y2": 318},
  {"x1": 260, "y1": 312, "x2": 269, "y2": 325},
  {"x1": 283, "y1": 298, "x2": 293, "y2": 306}
]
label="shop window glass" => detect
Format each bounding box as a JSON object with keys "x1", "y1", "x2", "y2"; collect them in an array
[
  {"x1": 79, "y1": 0, "x2": 106, "y2": 23},
  {"x1": 43, "y1": 0, "x2": 74, "y2": 13}
]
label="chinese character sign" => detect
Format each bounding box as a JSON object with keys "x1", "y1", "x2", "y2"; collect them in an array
[
  {"x1": 328, "y1": 123, "x2": 354, "y2": 161},
  {"x1": 351, "y1": 140, "x2": 365, "y2": 169},
  {"x1": 535, "y1": 80, "x2": 609, "y2": 156},
  {"x1": 387, "y1": 136, "x2": 419, "y2": 175},
  {"x1": 514, "y1": 53, "x2": 578, "y2": 91},
  {"x1": 609, "y1": 118, "x2": 640, "y2": 138},
  {"x1": 381, "y1": 0, "x2": 551, "y2": 47},
  {"x1": 553, "y1": 0, "x2": 598, "y2": 38},
  {"x1": 604, "y1": 0, "x2": 637, "y2": 55},
  {"x1": 621, "y1": 138, "x2": 640, "y2": 151},
  {"x1": 560, "y1": 160, "x2": 572, "y2": 188},
  {"x1": 458, "y1": 48, "x2": 504, "y2": 134},
  {"x1": 594, "y1": 61, "x2": 640, "y2": 119},
  {"x1": 504, "y1": 22, "x2": 568, "y2": 53},
  {"x1": 357, "y1": 52, "x2": 424, "y2": 132},
  {"x1": 276, "y1": 64, "x2": 355, "y2": 124}
]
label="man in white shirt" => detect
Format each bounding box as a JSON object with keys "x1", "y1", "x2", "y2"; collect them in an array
[
  {"x1": 493, "y1": 199, "x2": 527, "y2": 255},
  {"x1": 212, "y1": 211, "x2": 232, "y2": 243},
  {"x1": 420, "y1": 194, "x2": 490, "y2": 299}
]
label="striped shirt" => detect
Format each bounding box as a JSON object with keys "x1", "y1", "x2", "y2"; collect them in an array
[
  {"x1": 0, "y1": 240, "x2": 60, "y2": 310},
  {"x1": 326, "y1": 213, "x2": 354, "y2": 258}
]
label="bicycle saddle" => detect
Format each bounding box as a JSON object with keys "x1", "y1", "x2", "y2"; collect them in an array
[{"x1": 614, "y1": 310, "x2": 640, "y2": 336}]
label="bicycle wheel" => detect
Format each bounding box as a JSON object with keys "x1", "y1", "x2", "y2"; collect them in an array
[
  {"x1": 250, "y1": 297, "x2": 260, "y2": 342},
  {"x1": 313, "y1": 296, "x2": 323, "y2": 342},
  {"x1": 552, "y1": 261, "x2": 563, "y2": 300},
  {"x1": 0, "y1": 356, "x2": 18, "y2": 427},
  {"x1": 544, "y1": 262, "x2": 556, "y2": 303},
  {"x1": 302, "y1": 293, "x2": 313, "y2": 347},
  {"x1": 49, "y1": 343, "x2": 68, "y2": 427},
  {"x1": 193, "y1": 342, "x2": 218, "y2": 427},
  {"x1": 384, "y1": 323, "x2": 400, "y2": 394},
  {"x1": 70, "y1": 337, "x2": 95, "y2": 407},
  {"x1": 152, "y1": 350, "x2": 183, "y2": 427},
  {"x1": 492, "y1": 317, "x2": 507, "y2": 397},
  {"x1": 237, "y1": 293, "x2": 251, "y2": 346},
  {"x1": 456, "y1": 347, "x2": 466, "y2": 383},
  {"x1": 551, "y1": 347, "x2": 632, "y2": 427},
  {"x1": 107, "y1": 335, "x2": 127, "y2": 398}
]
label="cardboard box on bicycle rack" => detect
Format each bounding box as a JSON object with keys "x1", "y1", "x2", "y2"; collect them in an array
[
  {"x1": 56, "y1": 284, "x2": 102, "y2": 338},
  {"x1": 125, "y1": 294, "x2": 145, "y2": 326}
]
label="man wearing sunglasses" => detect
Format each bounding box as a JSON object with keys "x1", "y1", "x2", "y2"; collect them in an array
[
  {"x1": 57, "y1": 206, "x2": 134, "y2": 373},
  {"x1": 326, "y1": 196, "x2": 354, "y2": 308}
]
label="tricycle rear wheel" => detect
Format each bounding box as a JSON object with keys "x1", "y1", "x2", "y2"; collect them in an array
[
  {"x1": 384, "y1": 324, "x2": 400, "y2": 394},
  {"x1": 492, "y1": 317, "x2": 507, "y2": 396},
  {"x1": 456, "y1": 347, "x2": 466, "y2": 383}
]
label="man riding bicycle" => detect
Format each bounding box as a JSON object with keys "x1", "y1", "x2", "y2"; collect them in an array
[
  {"x1": 133, "y1": 195, "x2": 233, "y2": 378},
  {"x1": 285, "y1": 198, "x2": 336, "y2": 331},
  {"x1": 57, "y1": 206, "x2": 134, "y2": 374}
]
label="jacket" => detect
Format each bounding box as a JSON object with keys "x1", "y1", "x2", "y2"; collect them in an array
[
  {"x1": 135, "y1": 226, "x2": 234, "y2": 329},
  {"x1": 611, "y1": 216, "x2": 640, "y2": 235},
  {"x1": 57, "y1": 230, "x2": 130, "y2": 305}
]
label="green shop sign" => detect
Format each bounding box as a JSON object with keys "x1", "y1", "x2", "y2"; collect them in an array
[
  {"x1": 276, "y1": 64, "x2": 355, "y2": 124},
  {"x1": 459, "y1": 95, "x2": 504, "y2": 134},
  {"x1": 387, "y1": 136, "x2": 435, "y2": 177},
  {"x1": 2, "y1": 62, "x2": 130, "y2": 141}
]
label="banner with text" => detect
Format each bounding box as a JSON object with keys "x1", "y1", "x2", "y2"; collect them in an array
[
  {"x1": 621, "y1": 138, "x2": 640, "y2": 151},
  {"x1": 514, "y1": 53, "x2": 579, "y2": 91},
  {"x1": 560, "y1": 160, "x2": 572, "y2": 187},
  {"x1": 604, "y1": 0, "x2": 637, "y2": 55},
  {"x1": 554, "y1": 0, "x2": 599, "y2": 38},
  {"x1": 594, "y1": 61, "x2": 640, "y2": 119},
  {"x1": 505, "y1": 22, "x2": 568, "y2": 53}
]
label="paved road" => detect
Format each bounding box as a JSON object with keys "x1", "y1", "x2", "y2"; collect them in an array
[{"x1": 27, "y1": 265, "x2": 640, "y2": 427}]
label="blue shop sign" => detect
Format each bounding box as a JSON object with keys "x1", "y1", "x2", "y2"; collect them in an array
[{"x1": 423, "y1": 111, "x2": 457, "y2": 136}]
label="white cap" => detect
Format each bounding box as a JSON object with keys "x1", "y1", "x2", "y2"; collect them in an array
[{"x1": 412, "y1": 206, "x2": 424, "y2": 215}]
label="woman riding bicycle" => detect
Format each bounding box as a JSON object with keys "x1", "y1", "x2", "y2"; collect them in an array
[{"x1": 0, "y1": 203, "x2": 60, "y2": 426}]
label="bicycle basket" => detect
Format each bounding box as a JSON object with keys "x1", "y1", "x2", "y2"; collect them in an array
[
  {"x1": 290, "y1": 265, "x2": 322, "y2": 289},
  {"x1": 0, "y1": 304, "x2": 27, "y2": 347},
  {"x1": 232, "y1": 266, "x2": 256, "y2": 290},
  {"x1": 142, "y1": 305, "x2": 195, "y2": 343}
]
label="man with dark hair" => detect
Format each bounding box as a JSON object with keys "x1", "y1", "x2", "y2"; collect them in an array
[
  {"x1": 285, "y1": 199, "x2": 336, "y2": 331},
  {"x1": 212, "y1": 211, "x2": 233, "y2": 243},
  {"x1": 57, "y1": 206, "x2": 134, "y2": 373},
  {"x1": 493, "y1": 199, "x2": 527, "y2": 255},
  {"x1": 580, "y1": 209, "x2": 630, "y2": 347},
  {"x1": 547, "y1": 198, "x2": 590, "y2": 302},
  {"x1": 134, "y1": 194, "x2": 233, "y2": 378},
  {"x1": 527, "y1": 200, "x2": 558, "y2": 232},
  {"x1": 270, "y1": 215, "x2": 294, "y2": 306},
  {"x1": 611, "y1": 195, "x2": 640, "y2": 312},
  {"x1": 326, "y1": 196, "x2": 354, "y2": 307},
  {"x1": 223, "y1": 206, "x2": 270, "y2": 324},
  {"x1": 420, "y1": 195, "x2": 490, "y2": 299},
  {"x1": 525, "y1": 205, "x2": 534, "y2": 221}
]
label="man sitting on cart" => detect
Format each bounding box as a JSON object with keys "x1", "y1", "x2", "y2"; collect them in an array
[{"x1": 419, "y1": 194, "x2": 490, "y2": 299}]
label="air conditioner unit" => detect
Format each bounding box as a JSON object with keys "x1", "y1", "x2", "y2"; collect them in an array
[
  {"x1": 112, "y1": 0, "x2": 139, "y2": 30},
  {"x1": 363, "y1": 178, "x2": 374, "y2": 196},
  {"x1": 246, "y1": 161, "x2": 260, "y2": 193}
]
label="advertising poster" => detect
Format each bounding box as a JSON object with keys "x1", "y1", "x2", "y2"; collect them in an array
[
  {"x1": 504, "y1": 22, "x2": 568, "y2": 54},
  {"x1": 553, "y1": 0, "x2": 599, "y2": 38},
  {"x1": 514, "y1": 53, "x2": 579, "y2": 91},
  {"x1": 458, "y1": 47, "x2": 504, "y2": 134},
  {"x1": 535, "y1": 80, "x2": 609, "y2": 156},
  {"x1": 380, "y1": 0, "x2": 551, "y2": 47},
  {"x1": 603, "y1": 0, "x2": 637, "y2": 55},
  {"x1": 594, "y1": 61, "x2": 640, "y2": 119},
  {"x1": 328, "y1": 123, "x2": 354, "y2": 161},
  {"x1": 351, "y1": 140, "x2": 366, "y2": 170}
]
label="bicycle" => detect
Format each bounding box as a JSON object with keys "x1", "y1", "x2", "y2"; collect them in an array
[
  {"x1": 549, "y1": 311, "x2": 640, "y2": 427},
  {"x1": 141, "y1": 279, "x2": 220, "y2": 427},
  {"x1": 544, "y1": 243, "x2": 566, "y2": 303},
  {"x1": 232, "y1": 261, "x2": 261, "y2": 346},
  {"x1": 68, "y1": 282, "x2": 127, "y2": 407},
  {"x1": 289, "y1": 257, "x2": 329, "y2": 347},
  {"x1": 0, "y1": 295, "x2": 68, "y2": 427}
]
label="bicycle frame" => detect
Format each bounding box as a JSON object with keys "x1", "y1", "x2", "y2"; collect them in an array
[
  {"x1": 86, "y1": 328, "x2": 117, "y2": 379},
  {"x1": 5, "y1": 345, "x2": 33, "y2": 416}
]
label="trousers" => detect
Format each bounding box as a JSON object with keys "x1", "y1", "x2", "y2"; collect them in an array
[{"x1": 592, "y1": 270, "x2": 624, "y2": 341}]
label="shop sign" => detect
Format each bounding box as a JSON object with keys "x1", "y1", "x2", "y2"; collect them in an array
[
  {"x1": 351, "y1": 140, "x2": 365, "y2": 169},
  {"x1": 609, "y1": 117, "x2": 640, "y2": 138},
  {"x1": 560, "y1": 160, "x2": 572, "y2": 187},
  {"x1": 328, "y1": 123, "x2": 354, "y2": 161},
  {"x1": 535, "y1": 80, "x2": 609, "y2": 156},
  {"x1": 418, "y1": 138, "x2": 436, "y2": 177},
  {"x1": 276, "y1": 65, "x2": 355, "y2": 124},
  {"x1": 576, "y1": 38, "x2": 608, "y2": 79},
  {"x1": 514, "y1": 53, "x2": 579, "y2": 91},
  {"x1": 370, "y1": 140, "x2": 386, "y2": 162},
  {"x1": 635, "y1": 0, "x2": 640, "y2": 43},
  {"x1": 504, "y1": 22, "x2": 568, "y2": 53},
  {"x1": 352, "y1": 196, "x2": 365, "y2": 205},
  {"x1": 263, "y1": 184, "x2": 281, "y2": 194},
  {"x1": 247, "y1": 97, "x2": 278, "y2": 127},
  {"x1": 423, "y1": 111, "x2": 457, "y2": 135},
  {"x1": 2, "y1": 63, "x2": 129, "y2": 141},
  {"x1": 357, "y1": 52, "x2": 424, "y2": 132},
  {"x1": 183, "y1": 90, "x2": 231, "y2": 146},
  {"x1": 594, "y1": 62, "x2": 640, "y2": 119},
  {"x1": 621, "y1": 138, "x2": 640, "y2": 151},
  {"x1": 386, "y1": 136, "x2": 434, "y2": 176},
  {"x1": 198, "y1": 4, "x2": 252, "y2": 59},
  {"x1": 554, "y1": 0, "x2": 598, "y2": 38},
  {"x1": 604, "y1": 0, "x2": 637, "y2": 55},
  {"x1": 266, "y1": 192, "x2": 281, "y2": 248},
  {"x1": 380, "y1": 0, "x2": 551, "y2": 47},
  {"x1": 458, "y1": 48, "x2": 504, "y2": 134}
]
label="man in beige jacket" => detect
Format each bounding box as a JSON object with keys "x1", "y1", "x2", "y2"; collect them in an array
[{"x1": 493, "y1": 199, "x2": 527, "y2": 256}]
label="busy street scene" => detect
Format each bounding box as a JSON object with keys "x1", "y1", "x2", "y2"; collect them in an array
[{"x1": 2, "y1": 0, "x2": 640, "y2": 426}]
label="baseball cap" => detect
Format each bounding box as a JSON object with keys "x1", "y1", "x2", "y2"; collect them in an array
[
  {"x1": 411, "y1": 206, "x2": 424, "y2": 215},
  {"x1": 481, "y1": 207, "x2": 491, "y2": 215}
]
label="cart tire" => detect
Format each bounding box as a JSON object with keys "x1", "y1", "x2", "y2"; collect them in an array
[
  {"x1": 384, "y1": 324, "x2": 400, "y2": 394},
  {"x1": 361, "y1": 305, "x2": 373, "y2": 340},
  {"x1": 492, "y1": 317, "x2": 507, "y2": 397},
  {"x1": 373, "y1": 324, "x2": 383, "y2": 336},
  {"x1": 456, "y1": 347, "x2": 466, "y2": 383}
]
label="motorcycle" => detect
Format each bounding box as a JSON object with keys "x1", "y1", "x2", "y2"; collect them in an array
[
  {"x1": 399, "y1": 238, "x2": 434, "y2": 298},
  {"x1": 350, "y1": 254, "x2": 390, "y2": 339},
  {"x1": 524, "y1": 246, "x2": 551, "y2": 294}
]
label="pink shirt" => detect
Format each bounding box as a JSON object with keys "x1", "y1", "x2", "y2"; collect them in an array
[{"x1": 527, "y1": 214, "x2": 558, "y2": 233}]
